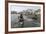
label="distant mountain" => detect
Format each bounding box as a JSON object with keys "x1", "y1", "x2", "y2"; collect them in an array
[
  {"x1": 18, "y1": 9, "x2": 34, "y2": 14},
  {"x1": 11, "y1": 9, "x2": 40, "y2": 15}
]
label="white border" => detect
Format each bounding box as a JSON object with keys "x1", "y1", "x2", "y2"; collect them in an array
[{"x1": 8, "y1": 3, "x2": 43, "y2": 32}]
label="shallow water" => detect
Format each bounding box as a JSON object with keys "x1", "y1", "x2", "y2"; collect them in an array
[{"x1": 11, "y1": 14, "x2": 40, "y2": 28}]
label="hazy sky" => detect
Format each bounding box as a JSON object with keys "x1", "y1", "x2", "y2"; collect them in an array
[{"x1": 10, "y1": 5, "x2": 40, "y2": 12}]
